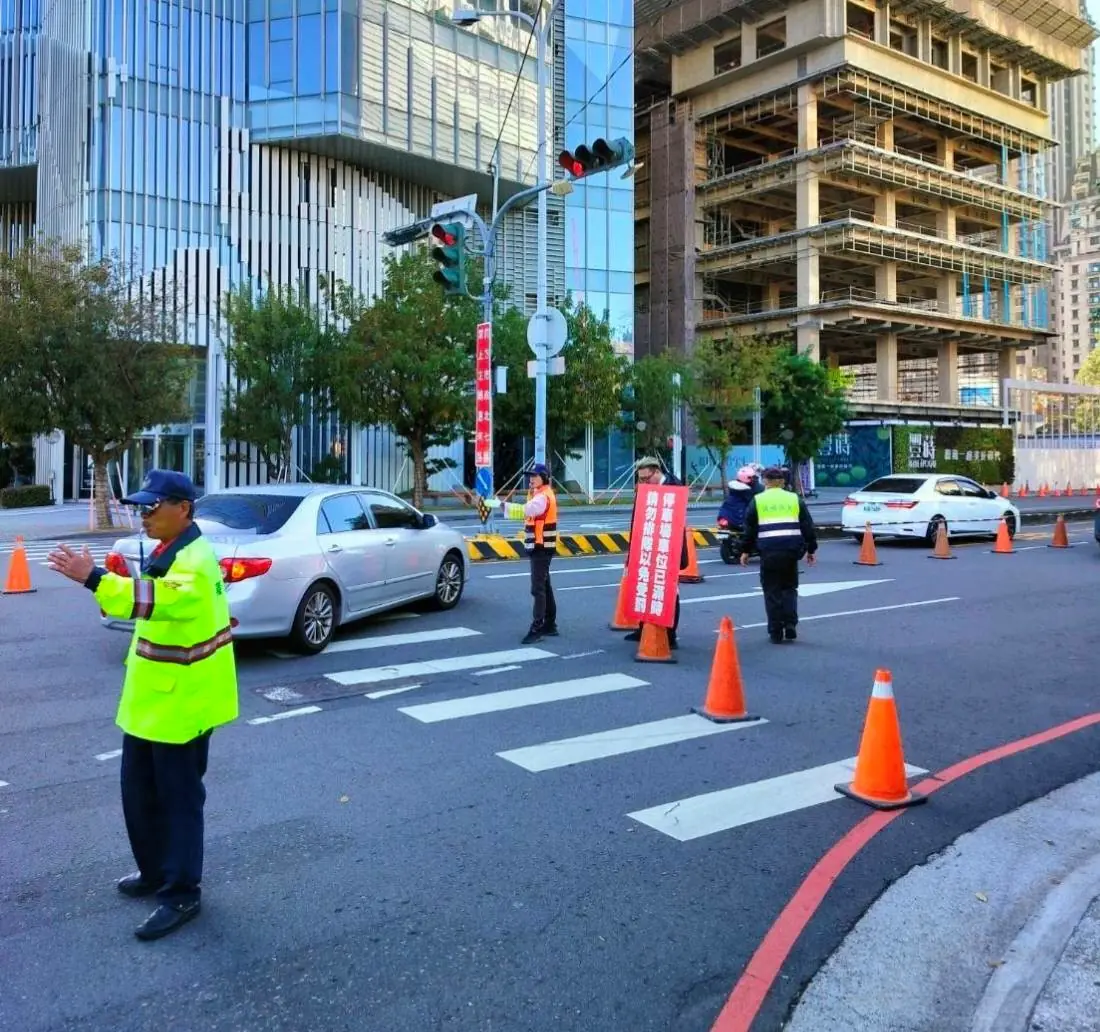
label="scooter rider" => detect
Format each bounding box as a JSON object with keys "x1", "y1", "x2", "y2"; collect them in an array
[{"x1": 717, "y1": 465, "x2": 763, "y2": 530}]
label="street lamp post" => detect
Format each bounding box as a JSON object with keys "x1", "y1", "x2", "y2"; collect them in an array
[{"x1": 454, "y1": 3, "x2": 557, "y2": 467}]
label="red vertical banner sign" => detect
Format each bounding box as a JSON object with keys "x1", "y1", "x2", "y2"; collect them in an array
[
  {"x1": 622, "y1": 484, "x2": 689, "y2": 628},
  {"x1": 474, "y1": 322, "x2": 493, "y2": 473}
]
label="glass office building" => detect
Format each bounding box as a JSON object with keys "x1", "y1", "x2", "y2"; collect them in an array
[
  {"x1": 561, "y1": 0, "x2": 635, "y2": 492},
  {"x1": 1, "y1": 0, "x2": 629, "y2": 499}
]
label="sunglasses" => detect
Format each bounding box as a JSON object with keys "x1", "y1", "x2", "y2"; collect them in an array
[{"x1": 135, "y1": 497, "x2": 185, "y2": 517}]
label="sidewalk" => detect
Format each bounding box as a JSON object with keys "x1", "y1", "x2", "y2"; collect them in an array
[{"x1": 785, "y1": 770, "x2": 1100, "y2": 1032}]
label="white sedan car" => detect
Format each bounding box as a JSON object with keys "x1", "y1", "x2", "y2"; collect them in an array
[
  {"x1": 101, "y1": 484, "x2": 468, "y2": 653},
  {"x1": 841, "y1": 473, "x2": 1021, "y2": 544}
]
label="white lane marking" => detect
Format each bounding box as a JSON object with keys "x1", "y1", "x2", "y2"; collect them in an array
[
  {"x1": 327, "y1": 647, "x2": 555, "y2": 687},
  {"x1": 474, "y1": 665, "x2": 522, "y2": 676},
  {"x1": 558, "y1": 570, "x2": 759, "y2": 593},
  {"x1": 498, "y1": 714, "x2": 770, "y2": 772},
  {"x1": 261, "y1": 685, "x2": 306, "y2": 703},
  {"x1": 324, "y1": 626, "x2": 481, "y2": 655},
  {"x1": 684, "y1": 578, "x2": 891, "y2": 605},
  {"x1": 247, "y1": 706, "x2": 322, "y2": 725},
  {"x1": 723, "y1": 597, "x2": 961, "y2": 630},
  {"x1": 0, "y1": 780, "x2": 10, "y2": 787},
  {"x1": 398, "y1": 673, "x2": 648, "y2": 724},
  {"x1": 268, "y1": 624, "x2": 470, "y2": 659},
  {"x1": 365, "y1": 683, "x2": 423, "y2": 700},
  {"x1": 95, "y1": 749, "x2": 123, "y2": 762},
  {"x1": 485, "y1": 563, "x2": 624, "y2": 580},
  {"x1": 628, "y1": 756, "x2": 929, "y2": 841},
  {"x1": 561, "y1": 649, "x2": 606, "y2": 659}
]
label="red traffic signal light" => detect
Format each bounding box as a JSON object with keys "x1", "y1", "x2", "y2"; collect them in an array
[
  {"x1": 558, "y1": 150, "x2": 583, "y2": 177},
  {"x1": 431, "y1": 224, "x2": 456, "y2": 247}
]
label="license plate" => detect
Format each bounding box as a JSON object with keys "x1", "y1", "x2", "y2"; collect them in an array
[{"x1": 862, "y1": 502, "x2": 882, "y2": 511}]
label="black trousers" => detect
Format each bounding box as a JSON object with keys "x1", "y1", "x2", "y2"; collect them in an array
[
  {"x1": 529, "y1": 551, "x2": 556, "y2": 631},
  {"x1": 120, "y1": 731, "x2": 211, "y2": 905},
  {"x1": 759, "y1": 550, "x2": 800, "y2": 635}
]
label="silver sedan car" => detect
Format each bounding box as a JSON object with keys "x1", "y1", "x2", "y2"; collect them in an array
[{"x1": 101, "y1": 484, "x2": 469, "y2": 653}]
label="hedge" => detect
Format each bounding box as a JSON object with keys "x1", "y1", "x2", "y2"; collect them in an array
[{"x1": 0, "y1": 484, "x2": 53, "y2": 508}]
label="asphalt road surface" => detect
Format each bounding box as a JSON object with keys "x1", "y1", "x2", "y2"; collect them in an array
[{"x1": 2, "y1": 521, "x2": 1099, "y2": 1031}]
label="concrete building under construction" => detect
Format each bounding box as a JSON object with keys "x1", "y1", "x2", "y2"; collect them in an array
[{"x1": 634, "y1": 0, "x2": 1097, "y2": 420}]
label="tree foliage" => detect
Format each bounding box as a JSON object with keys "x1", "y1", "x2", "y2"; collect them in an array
[
  {"x1": 1072, "y1": 347, "x2": 1100, "y2": 432},
  {"x1": 486, "y1": 297, "x2": 628, "y2": 485},
  {"x1": 686, "y1": 335, "x2": 778, "y2": 480},
  {"x1": 332, "y1": 249, "x2": 479, "y2": 508},
  {"x1": 622, "y1": 352, "x2": 688, "y2": 460},
  {"x1": 761, "y1": 347, "x2": 851, "y2": 486},
  {"x1": 221, "y1": 283, "x2": 338, "y2": 481},
  {"x1": 0, "y1": 240, "x2": 192, "y2": 528}
]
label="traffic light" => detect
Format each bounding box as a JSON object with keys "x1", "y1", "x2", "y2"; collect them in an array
[
  {"x1": 557, "y1": 137, "x2": 635, "y2": 180},
  {"x1": 430, "y1": 222, "x2": 466, "y2": 295}
]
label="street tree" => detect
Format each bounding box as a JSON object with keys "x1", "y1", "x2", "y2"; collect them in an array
[
  {"x1": 761, "y1": 347, "x2": 851, "y2": 492},
  {"x1": 221, "y1": 283, "x2": 338, "y2": 482},
  {"x1": 686, "y1": 334, "x2": 778, "y2": 482},
  {"x1": 622, "y1": 352, "x2": 689, "y2": 461},
  {"x1": 0, "y1": 240, "x2": 192, "y2": 528},
  {"x1": 1072, "y1": 346, "x2": 1100, "y2": 431},
  {"x1": 333, "y1": 250, "x2": 479, "y2": 508}
]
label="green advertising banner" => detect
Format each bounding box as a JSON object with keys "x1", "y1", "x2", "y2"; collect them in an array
[{"x1": 891, "y1": 425, "x2": 1014, "y2": 485}]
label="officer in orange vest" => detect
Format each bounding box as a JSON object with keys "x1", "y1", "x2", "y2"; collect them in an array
[{"x1": 502, "y1": 463, "x2": 559, "y2": 643}]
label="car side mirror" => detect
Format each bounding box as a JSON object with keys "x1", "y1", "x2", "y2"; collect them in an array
[{"x1": 420, "y1": 513, "x2": 438, "y2": 529}]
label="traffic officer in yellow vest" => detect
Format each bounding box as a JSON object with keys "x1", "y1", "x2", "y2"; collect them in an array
[
  {"x1": 500, "y1": 463, "x2": 559, "y2": 644},
  {"x1": 47, "y1": 470, "x2": 238, "y2": 941},
  {"x1": 739, "y1": 465, "x2": 818, "y2": 644}
]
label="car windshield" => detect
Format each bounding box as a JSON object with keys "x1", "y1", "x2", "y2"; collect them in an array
[
  {"x1": 193, "y1": 493, "x2": 303, "y2": 534},
  {"x1": 860, "y1": 477, "x2": 927, "y2": 495}
]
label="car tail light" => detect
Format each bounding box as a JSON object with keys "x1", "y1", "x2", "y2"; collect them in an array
[
  {"x1": 842, "y1": 497, "x2": 858, "y2": 508},
  {"x1": 105, "y1": 551, "x2": 131, "y2": 577},
  {"x1": 219, "y1": 557, "x2": 272, "y2": 583},
  {"x1": 885, "y1": 500, "x2": 919, "y2": 509}
]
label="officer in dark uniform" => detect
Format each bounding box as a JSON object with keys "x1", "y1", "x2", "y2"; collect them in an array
[{"x1": 739, "y1": 465, "x2": 818, "y2": 643}]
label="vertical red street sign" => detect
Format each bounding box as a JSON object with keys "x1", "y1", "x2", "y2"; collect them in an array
[
  {"x1": 474, "y1": 322, "x2": 493, "y2": 477},
  {"x1": 622, "y1": 484, "x2": 689, "y2": 628}
]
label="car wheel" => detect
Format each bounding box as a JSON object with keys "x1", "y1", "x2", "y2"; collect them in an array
[
  {"x1": 1002, "y1": 511, "x2": 1017, "y2": 538},
  {"x1": 925, "y1": 515, "x2": 947, "y2": 546},
  {"x1": 291, "y1": 581, "x2": 337, "y2": 654},
  {"x1": 432, "y1": 552, "x2": 465, "y2": 610}
]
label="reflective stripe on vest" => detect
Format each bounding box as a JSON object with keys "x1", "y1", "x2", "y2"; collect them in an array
[
  {"x1": 524, "y1": 485, "x2": 558, "y2": 551},
  {"x1": 755, "y1": 488, "x2": 802, "y2": 547}
]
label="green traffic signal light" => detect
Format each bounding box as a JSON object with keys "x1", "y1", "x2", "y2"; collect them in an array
[{"x1": 430, "y1": 222, "x2": 467, "y2": 296}]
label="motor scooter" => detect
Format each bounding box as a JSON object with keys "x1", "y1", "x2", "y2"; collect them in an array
[{"x1": 716, "y1": 518, "x2": 759, "y2": 565}]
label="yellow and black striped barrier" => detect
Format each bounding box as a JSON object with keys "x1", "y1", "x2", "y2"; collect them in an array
[{"x1": 464, "y1": 528, "x2": 722, "y2": 563}]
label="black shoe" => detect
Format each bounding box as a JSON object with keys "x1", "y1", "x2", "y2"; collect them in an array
[
  {"x1": 542, "y1": 625, "x2": 560, "y2": 637},
  {"x1": 769, "y1": 632, "x2": 783, "y2": 644},
  {"x1": 521, "y1": 630, "x2": 543, "y2": 645},
  {"x1": 624, "y1": 630, "x2": 641, "y2": 642},
  {"x1": 784, "y1": 627, "x2": 797, "y2": 641},
  {"x1": 117, "y1": 873, "x2": 158, "y2": 899},
  {"x1": 135, "y1": 901, "x2": 200, "y2": 941}
]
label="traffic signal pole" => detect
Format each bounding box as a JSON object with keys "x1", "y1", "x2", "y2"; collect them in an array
[{"x1": 533, "y1": 21, "x2": 549, "y2": 469}]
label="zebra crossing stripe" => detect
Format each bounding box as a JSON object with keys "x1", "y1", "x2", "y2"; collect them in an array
[
  {"x1": 497, "y1": 713, "x2": 769, "y2": 772},
  {"x1": 398, "y1": 673, "x2": 648, "y2": 724}
]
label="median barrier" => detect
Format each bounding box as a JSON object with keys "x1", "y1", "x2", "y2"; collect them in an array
[{"x1": 462, "y1": 510, "x2": 1096, "y2": 562}]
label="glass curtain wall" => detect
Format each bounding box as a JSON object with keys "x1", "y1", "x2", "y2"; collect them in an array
[{"x1": 563, "y1": 0, "x2": 634, "y2": 490}]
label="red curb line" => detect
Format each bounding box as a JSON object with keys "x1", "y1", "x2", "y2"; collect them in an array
[{"x1": 710, "y1": 711, "x2": 1100, "y2": 1032}]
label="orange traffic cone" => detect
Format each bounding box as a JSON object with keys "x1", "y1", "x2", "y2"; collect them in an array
[
  {"x1": 854, "y1": 522, "x2": 882, "y2": 566},
  {"x1": 1053, "y1": 484, "x2": 1062, "y2": 497},
  {"x1": 1000, "y1": 483, "x2": 1009, "y2": 498},
  {"x1": 835, "y1": 669, "x2": 926, "y2": 811},
  {"x1": 608, "y1": 576, "x2": 640, "y2": 631},
  {"x1": 992, "y1": 518, "x2": 1015, "y2": 554},
  {"x1": 693, "y1": 617, "x2": 756, "y2": 723},
  {"x1": 1020, "y1": 483, "x2": 1030, "y2": 498},
  {"x1": 679, "y1": 530, "x2": 705, "y2": 584},
  {"x1": 1049, "y1": 515, "x2": 1070, "y2": 549},
  {"x1": 2, "y1": 536, "x2": 36, "y2": 594},
  {"x1": 929, "y1": 521, "x2": 954, "y2": 560},
  {"x1": 1066, "y1": 481, "x2": 1073, "y2": 496},
  {"x1": 634, "y1": 622, "x2": 676, "y2": 664},
  {"x1": 1039, "y1": 483, "x2": 1049, "y2": 497}
]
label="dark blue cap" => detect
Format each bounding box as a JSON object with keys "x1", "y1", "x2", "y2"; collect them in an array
[
  {"x1": 122, "y1": 469, "x2": 197, "y2": 505},
  {"x1": 527, "y1": 464, "x2": 551, "y2": 480}
]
